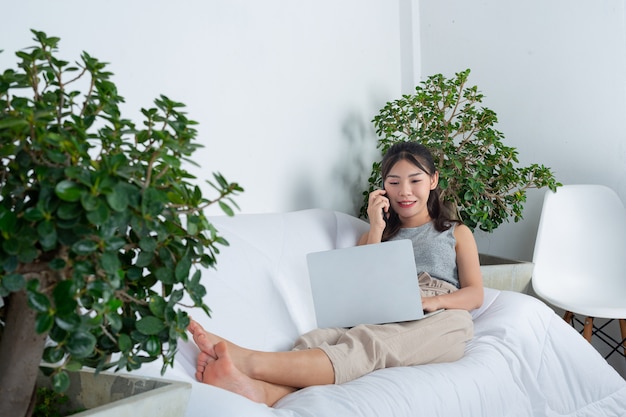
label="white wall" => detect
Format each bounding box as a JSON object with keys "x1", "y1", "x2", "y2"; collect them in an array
[
  {"x1": 0, "y1": 0, "x2": 403, "y2": 217},
  {"x1": 8, "y1": 1, "x2": 622, "y2": 263},
  {"x1": 418, "y1": 0, "x2": 626, "y2": 261}
]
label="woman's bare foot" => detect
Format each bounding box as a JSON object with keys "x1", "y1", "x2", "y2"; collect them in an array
[
  {"x1": 188, "y1": 319, "x2": 225, "y2": 351},
  {"x1": 188, "y1": 319, "x2": 310, "y2": 405},
  {"x1": 188, "y1": 320, "x2": 253, "y2": 376},
  {"x1": 198, "y1": 341, "x2": 268, "y2": 404}
]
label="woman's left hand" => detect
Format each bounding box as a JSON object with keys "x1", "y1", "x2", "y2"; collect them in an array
[{"x1": 421, "y1": 296, "x2": 442, "y2": 312}]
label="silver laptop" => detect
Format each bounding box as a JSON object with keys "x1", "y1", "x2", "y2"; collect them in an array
[{"x1": 306, "y1": 239, "x2": 441, "y2": 328}]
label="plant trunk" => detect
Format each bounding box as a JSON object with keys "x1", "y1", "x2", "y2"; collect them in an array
[{"x1": 0, "y1": 288, "x2": 48, "y2": 417}]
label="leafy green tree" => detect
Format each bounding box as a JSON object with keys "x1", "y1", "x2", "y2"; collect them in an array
[
  {"x1": 361, "y1": 69, "x2": 560, "y2": 232},
  {"x1": 0, "y1": 30, "x2": 242, "y2": 416}
]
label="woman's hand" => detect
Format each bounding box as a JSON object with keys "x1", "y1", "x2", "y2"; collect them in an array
[
  {"x1": 358, "y1": 189, "x2": 390, "y2": 245},
  {"x1": 421, "y1": 295, "x2": 442, "y2": 312},
  {"x1": 366, "y1": 189, "x2": 389, "y2": 232}
]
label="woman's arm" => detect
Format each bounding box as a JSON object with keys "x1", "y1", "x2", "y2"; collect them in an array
[{"x1": 421, "y1": 224, "x2": 484, "y2": 312}]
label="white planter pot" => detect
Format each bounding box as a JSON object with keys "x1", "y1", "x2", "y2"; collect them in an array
[
  {"x1": 479, "y1": 254, "x2": 534, "y2": 294},
  {"x1": 37, "y1": 368, "x2": 191, "y2": 417}
]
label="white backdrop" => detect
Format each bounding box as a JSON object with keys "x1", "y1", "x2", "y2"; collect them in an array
[
  {"x1": 2, "y1": 0, "x2": 626, "y2": 262},
  {"x1": 419, "y1": 0, "x2": 626, "y2": 261},
  {"x1": 0, "y1": 0, "x2": 403, "y2": 217}
]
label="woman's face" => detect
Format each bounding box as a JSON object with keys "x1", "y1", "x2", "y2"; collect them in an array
[{"x1": 383, "y1": 158, "x2": 438, "y2": 227}]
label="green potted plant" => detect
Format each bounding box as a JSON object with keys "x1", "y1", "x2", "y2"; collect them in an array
[
  {"x1": 361, "y1": 69, "x2": 561, "y2": 291},
  {"x1": 0, "y1": 30, "x2": 243, "y2": 417}
]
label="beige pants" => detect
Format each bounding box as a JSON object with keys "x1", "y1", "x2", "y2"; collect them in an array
[{"x1": 292, "y1": 273, "x2": 473, "y2": 384}]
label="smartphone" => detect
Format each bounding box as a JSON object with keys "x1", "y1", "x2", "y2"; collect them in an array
[{"x1": 381, "y1": 178, "x2": 388, "y2": 223}]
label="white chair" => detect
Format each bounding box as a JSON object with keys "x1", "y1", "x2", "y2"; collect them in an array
[{"x1": 532, "y1": 184, "x2": 626, "y2": 359}]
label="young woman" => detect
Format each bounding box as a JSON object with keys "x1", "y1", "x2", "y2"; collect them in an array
[{"x1": 188, "y1": 141, "x2": 483, "y2": 406}]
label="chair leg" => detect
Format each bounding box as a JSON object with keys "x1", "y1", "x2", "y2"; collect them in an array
[
  {"x1": 619, "y1": 319, "x2": 626, "y2": 358},
  {"x1": 561, "y1": 314, "x2": 626, "y2": 357},
  {"x1": 563, "y1": 311, "x2": 574, "y2": 324},
  {"x1": 583, "y1": 317, "x2": 594, "y2": 343}
]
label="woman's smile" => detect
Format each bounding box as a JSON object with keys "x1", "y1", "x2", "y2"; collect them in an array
[{"x1": 397, "y1": 200, "x2": 417, "y2": 209}]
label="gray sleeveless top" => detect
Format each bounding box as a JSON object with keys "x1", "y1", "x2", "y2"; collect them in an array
[{"x1": 390, "y1": 222, "x2": 460, "y2": 288}]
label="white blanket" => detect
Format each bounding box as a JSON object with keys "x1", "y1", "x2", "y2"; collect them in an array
[
  {"x1": 155, "y1": 288, "x2": 626, "y2": 416},
  {"x1": 130, "y1": 210, "x2": 626, "y2": 416}
]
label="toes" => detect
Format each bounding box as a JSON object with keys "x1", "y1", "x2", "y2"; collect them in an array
[
  {"x1": 196, "y1": 363, "x2": 204, "y2": 380},
  {"x1": 196, "y1": 349, "x2": 215, "y2": 377},
  {"x1": 188, "y1": 319, "x2": 201, "y2": 334},
  {"x1": 193, "y1": 332, "x2": 215, "y2": 355},
  {"x1": 214, "y1": 341, "x2": 228, "y2": 358},
  {"x1": 197, "y1": 350, "x2": 216, "y2": 366}
]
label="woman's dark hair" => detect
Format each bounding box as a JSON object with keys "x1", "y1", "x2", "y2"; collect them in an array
[{"x1": 380, "y1": 141, "x2": 459, "y2": 241}]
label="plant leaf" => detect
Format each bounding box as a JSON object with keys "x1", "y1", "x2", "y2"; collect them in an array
[
  {"x1": 135, "y1": 316, "x2": 166, "y2": 335},
  {"x1": 52, "y1": 371, "x2": 71, "y2": 393},
  {"x1": 2, "y1": 273, "x2": 25, "y2": 292},
  {"x1": 55, "y1": 180, "x2": 83, "y2": 202},
  {"x1": 71, "y1": 239, "x2": 98, "y2": 255},
  {"x1": 66, "y1": 330, "x2": 97, "y2": 358}
]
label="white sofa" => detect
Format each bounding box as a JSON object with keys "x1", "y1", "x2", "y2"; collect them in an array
[{"x1": 133, "y1": 209, "x2": 626, "y2": 417}]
